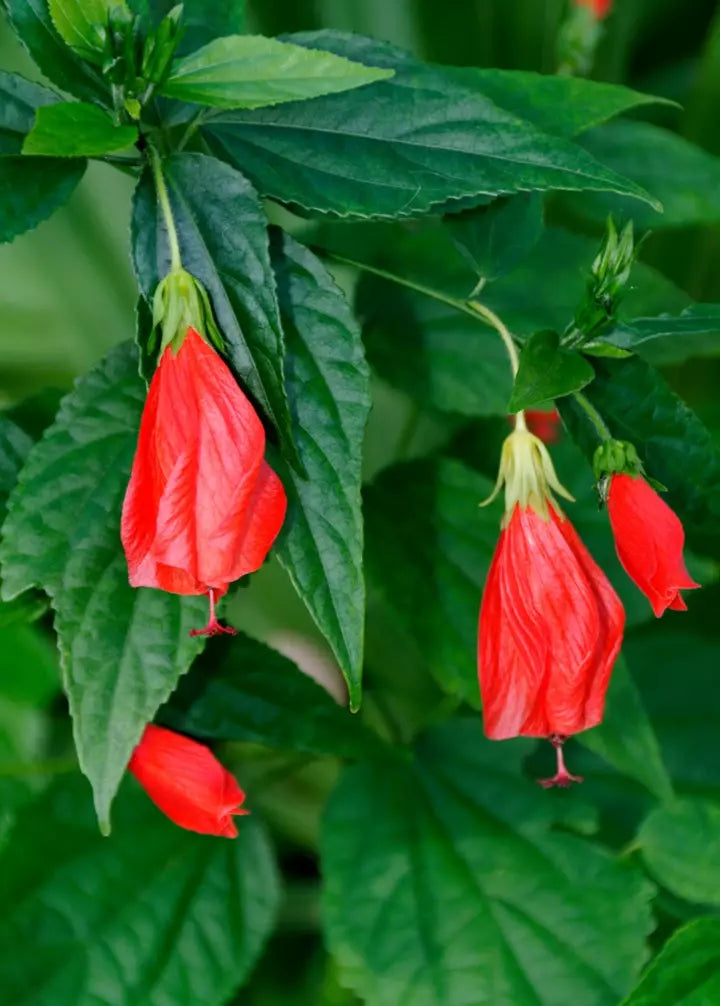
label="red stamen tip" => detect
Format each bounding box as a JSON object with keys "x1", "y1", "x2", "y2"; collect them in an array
[
  {"x1": 537, "y1": 734, "x2": 583, "y2": 789},
  {"x1": 189, "y1": 588, "x2": 237, "y2": 638}
]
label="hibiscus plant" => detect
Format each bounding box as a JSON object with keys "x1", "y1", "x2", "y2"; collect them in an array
[{"x1": 1, "y1": 0, "x2": 720, "y2": 1003}]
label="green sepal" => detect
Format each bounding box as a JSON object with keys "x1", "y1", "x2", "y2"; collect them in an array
[
  {"x1": 592, "y1": 438, "x2": 650, "y2": 502},
  {"x1": 151, "y1": 267, "x2": 224, "y2": 357}
]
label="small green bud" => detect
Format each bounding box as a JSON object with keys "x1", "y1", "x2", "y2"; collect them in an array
[{"x1": 556, "y1": 5, "x2": 602, "y2": 77}]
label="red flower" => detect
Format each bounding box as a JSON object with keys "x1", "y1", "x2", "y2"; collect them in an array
[
  {"x1": 574, "y1": 0, "x2": 612, "y2": 19},
  {"x1": 525, "y1": 408, "x2": 562, "y2": 444},
  {"x1": 121, "y1": 326, "x2": 287, "y2": 632},
  {"x1": 128, "y1": 724, "x2": 247, "y2": 836},
  {"x1": 478, "y1": 420, "x2": 625, "y2": 785},
  {"x1": 607, "y1": 473, "x2": 699, "y2": 617}
]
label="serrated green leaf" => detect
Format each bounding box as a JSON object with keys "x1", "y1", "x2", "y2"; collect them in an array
[
  {"x1": 0, "y1": 156, "x2": 86, "y2": 244},
  {"x1": 0, "y1": 71, "x2": 62, "y2": 155},
  {"x1": 621, "y1": 918, "x2": 720, "y2": 1006},
  {"x1": 606, "y1": 303, "x2": 720, "y2": 365},
  {"x1": 131, "y1": 152, "x2": 298, "y2": 468},
  {"x1": 0, "y1": 342, "x2": 208, "y2": 828},
  {"x1": 23, "y1": 101, "x2": 138, "y2": 157},
  {"x1": 0, "y1": 415, "x2": 32, "y2": 523},
  {"x1": 47, "y1": 0, "x2": 124, "y2": 62},
  {"x1": 508, "y1": 330, "x2": 595, "y2": 411},
  {"x1": 322, "y1": 720, "x2": 654, "y2": 1006},
  {"x1": 451, "y1": 67, "x2": 671, "y2": 140},
  {"x1": 161, "y1": 34, "x2": 393, "y2": 109},
  {"x1": 577, "y1": 656, "x2": 674, "y2": 802},
  {"x1": 558, "y1": 356, "x2": 720, "y2": 545},
  {"x1": 365, "y1": 458, "x2": 497, "y2": 706},
  {"x1": 269, "y1": 231, "x2": 370, "y2": 709},
  {"x1": 0, "y1": 775, "x2": 280, "y2": 1005},
  {"x1": 566, "y1": 120, "x2": 720, "y2": 229},
  {"x1": 637, "y1": 797, "x2": 720, "y2": 904},
  {"x1": 161, "y1": 632, "x2": 380, "y2": 758},
  {"x1": 446, "y1": 193, "x2": 544, "y2": 282},
  {"x1": 3, "y1": 0, "x2": 105, "y2": 102},
  {"x1": 204, "y1": 31, "x2": 657, "y2": 219}
]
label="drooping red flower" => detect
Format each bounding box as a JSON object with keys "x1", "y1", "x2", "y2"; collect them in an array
[
  {"x1": 128, "y1": 724, "x2": 247, "y2": 836},
  {"x1": 121, "y1": 326, "x2": 287, "y2": 632},
  {"x1": 525, "y1": 408, "x2": 562, "y2": 444},
  {"x1": 478, "y1": 420, "x2": 625, "y2": 786},
  {"x1": 574, "y1": 0, "x2": 613, "y2": 19},
  {"x1": 606, "y1": 473, "x2": 699, "y2": 617}
]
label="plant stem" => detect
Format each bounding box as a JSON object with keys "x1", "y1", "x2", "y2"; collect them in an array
[
  {"x1": 572, "y1": 390, "x2": 612, "y2": 441},
  {"x1": 467, "y1": 299, "x2": 520, "y2": 377},
  {"x1": 149, "y1": 144, "x2": 182, "y2": 272}
]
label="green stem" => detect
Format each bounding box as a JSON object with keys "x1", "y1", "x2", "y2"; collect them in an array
[
  {"x1": 573, "y1": 390, "x2": 612, "y2": 441},
  {"x1": 149, "y1": 144, "x2": 182, "y2": 272},
  {"x1": 317, "y1": 248, "x2": 523, "y2": 391}
]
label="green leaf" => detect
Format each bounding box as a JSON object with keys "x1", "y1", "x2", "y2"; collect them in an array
[
  {"x1": 3, "y1": 0, "x2": 105, "y2": 102},
  {"x1": 204, "y1": 31, "x2": 657, "y2": 219},
  {"x1": 161, "y1": 632, "x2": 380, "y2": 758},
  {"x1": 508, "y1": 330, "x2": 595, "y2": 412},
  {"x1": 0, "y1": 342, "x2": 208, "y2": 829},
  {"x1": 606, "y1": 303, "x2": 720, "y2": 365},
  {"x1": 0, "y1": 156, "x2": 86, "y2": 244},
  {"x1": 161, "y1": 34, "x2": 393, "y2": 109},
  {"x1": 621, "y1": 918, "x2": 720, "y2": 1006},
  {"x1": 637, "y1": 797, "x2": 720, "y2": 904},
  {"x1": 270, "y1": 232, "x2": 370, "y2": 710},
  {"x1": 0, "y1": 71, "x2": 62, "y2": 155},
  {"x1": 365, "y1": 458, "x2": 498, "y2": 706},
  {"x1": 23, "y1": 101, "x2": 138, "y2": 157},
  {"x1": 322, "y1": 720, "x2": 655, "y2": 1006},
  {"x1": 446, "y1": 193, "x2": 544, "y2": 283},
  {"x1": 0, "y1": 415, "x2": 32, "y2": 523},
  {"x1": 131, "y1": 152, "x2": 298, "y2": 468},
  {"x1": 47, "y1": 0, "x2": 124, "y2": 62},
  {"x1": 0, "y1": 775, "x2": 280, "y2": 1005},
  {"x1": 558, "y1": 356, "x2": 720, "y2": 545},
  {"x1": 577, "y1": 656, "x2": 674, "y2": 802},
  {"x1": 566, "y1": 120, "x2": 720, "y2": 229},
  {"x1": 451, "y1": 67, "x2": 671, "y2": 140}
]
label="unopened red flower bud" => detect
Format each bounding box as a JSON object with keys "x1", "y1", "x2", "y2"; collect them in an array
[
  {"x1": 606, "y1": 473, "x2": 699, "y2": 617},
  {"x1": 122, "y1": 325, "x2": 287, "y2": 634},
  {"x1": 525, "y1": 408, "x2": 562, "y2": 444},
  {"x1": 128, "y1": 724, "x2": 248, "y2": 836},
  {"x1": 478, "y1": 419, "x2": 625, "y2": 785},
  {"x1": 574, "y1": 0, "x2": 612, "y2": 20}
]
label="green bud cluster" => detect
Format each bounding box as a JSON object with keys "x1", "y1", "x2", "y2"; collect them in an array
[{"x1": 152, "y1": 268, "x2": 223, "y2": 358}]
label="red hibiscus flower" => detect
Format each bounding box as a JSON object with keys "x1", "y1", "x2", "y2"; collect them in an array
[
  {"x1": 121, "y1": 326, "x2": 287, "y2": 634},
  {"x1": 606, "y1": 473, "x2": 699, "y2": 617},
  {"x1": 478, "y1": 418, "x2": 625, "y2": 786},
  {"x1": 128, "y1": 724, "x2": 248, "y2": 837}
]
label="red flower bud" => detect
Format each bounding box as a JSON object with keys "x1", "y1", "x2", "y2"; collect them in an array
[
  {"x1": 128, "y1": 724, "x2": 248, "y2": 836},
  {"x1": 122, "y1": 326, "x2": 287, "y2": 601},
  {"x1": 524, "y1": 408, "x2": 562, "y2": 444},
  {"x1": 606, "y1": 473, "x2": 699, "y2": 617},
  {"x1": 574, "y1": 0, "x2": 612, "y2": 19},
  {"x1": 478, "y1": 423, "x2": 624, "y2": 782}
]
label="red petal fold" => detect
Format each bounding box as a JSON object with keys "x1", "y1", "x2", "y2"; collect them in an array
[{"x1": 121, "y1": 327, "x2": 287, "y2": 595}]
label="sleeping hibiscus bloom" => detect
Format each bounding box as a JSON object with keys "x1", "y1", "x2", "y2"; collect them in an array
[
  {"x1": 478, "y1": 416, "x2": 625, "y2": 786},
  {"x1": 129, "y1": 724, "x2": 248, "y2": 837},
  {"x1": 121, "y1": 325, "x2": 286, "y2": 635},
  {"x1": 606, "y1": 472, "x2": 699, "y2": 617}
]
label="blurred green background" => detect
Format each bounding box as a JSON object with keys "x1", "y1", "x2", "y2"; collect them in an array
[{"x1": 3, "y1": 2, "x2": 720, "y2": 1003}]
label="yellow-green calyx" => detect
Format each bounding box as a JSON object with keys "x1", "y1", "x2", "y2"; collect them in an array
[
  {"x1": 152, "y1": 268, "x2": 223, "y2": 356},
  {"x1": 482, "y1": 425, "x2": 574, "y2": 525}
]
